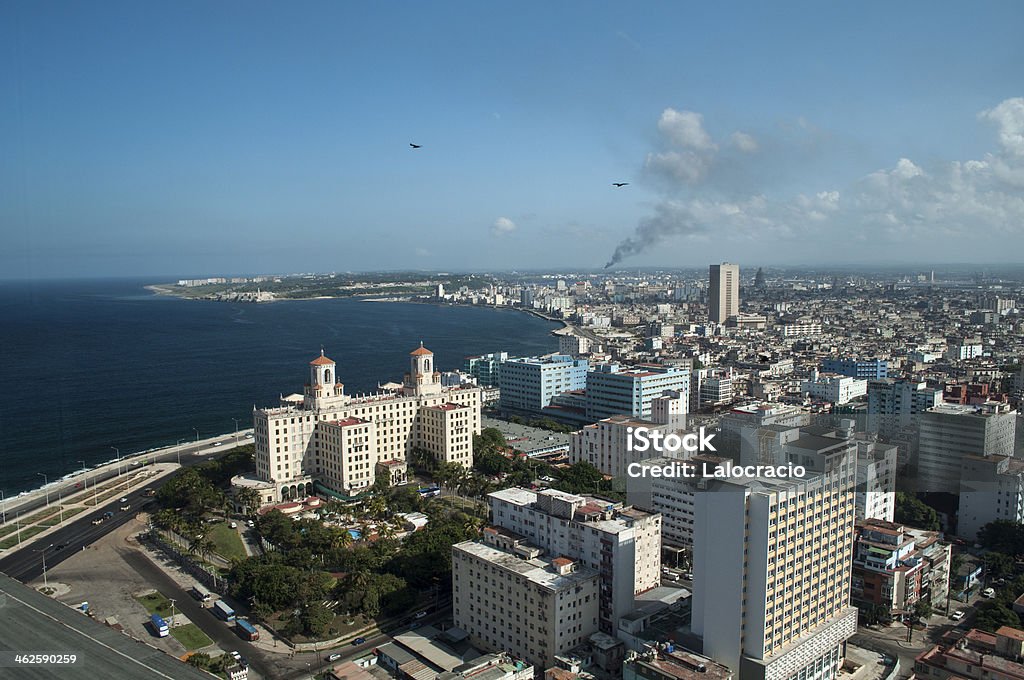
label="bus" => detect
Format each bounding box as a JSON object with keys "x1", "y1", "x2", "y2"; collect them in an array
[
  {"x1": 235, "y1": 618, "x2": 260, "y2": 641},
  {"x1": 213, "y1": 599, "x2": 236, "y2": 622},
  {"x1": 417, "y1": 486, "x2": 441, "y2": 498},
  {"x1": 191, "y1": 583, "x2": 212, "y2": 604},
  {"x1": 150, "y1": 614, "x2": 169, "y2": 637}
]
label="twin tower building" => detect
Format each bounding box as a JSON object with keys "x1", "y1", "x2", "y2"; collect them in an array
[{"x1": 233, "y1": 345, "x2": 482, "y2": 506}]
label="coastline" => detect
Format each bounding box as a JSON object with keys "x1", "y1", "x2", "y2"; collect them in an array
[
  {"x1": 146, "y1": 284, "x2": 570, "y2": 330},
  {"x1": 1, "y1": 428, "x2": 254, "y2": 516}
]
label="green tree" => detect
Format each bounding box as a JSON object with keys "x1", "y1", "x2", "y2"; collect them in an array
[
  {"x1": 978, "y1": 521, "x2": 1024, "y2": 555},
  {"x1": 301, "y1": 602, "x2": 335, "y2": 637},
  {"x1": 975, "y1": 601, "x2": 1023, "y2": 632},
  {"x1": 893, "y1": 493, "x2": 940, "y2": 531}
]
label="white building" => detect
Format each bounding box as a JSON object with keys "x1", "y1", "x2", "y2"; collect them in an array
[
  {"x1": 855, "y1": 439, "x2": 898, "y2": 523},
  {"x1": 691, "y1": 447, "x2": 858, "y2": 680},
  {"x1": 488, "y1": 488, "x2": 662, "y2": 636},
  {"x1": 238, "y1": 345, "x2": 482, "y2": 505},
  {"x1": 780, "y1": 322, "x2": 823, "y2": 338},
  {"x1": 800, "y1": 373, "x2": 868, "y2": 405},
  {"x1": 570, "y1": 393, "x2": 688, "y2": 479},
  {"x1": 559, "y1": 334, "x2": 592, "y2": 357},
  {"x1": 453, "y1": 531, "x2": 599, "y2": 670},
  {"x1": 945, "y1": 338, "x2": 983, "y2": 361}
]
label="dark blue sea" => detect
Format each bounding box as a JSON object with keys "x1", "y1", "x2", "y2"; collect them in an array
[{"x1": 0, "y1": 278, "x2": 560, "y2": 496}]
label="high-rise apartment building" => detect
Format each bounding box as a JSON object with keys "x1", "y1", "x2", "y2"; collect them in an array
[
  {"x1": 487, "y1": 488, "x2": 662, "y2": 635},
  {"x1": 690, "y1": 443, "x2": 858, "y2": 680},
  {"x1": 708, "y1": 263, "x2": 740, "y2": 324}
]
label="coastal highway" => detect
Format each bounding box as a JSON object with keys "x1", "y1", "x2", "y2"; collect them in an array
[
  {"x1": 0, "y1": 486, "x2": 158, "y2": 582},
  {"x1": 5, "y1": 433, "x2": 249, "y2": 519},
  {"x1": 0, "y1": 434, "x2": 248, "y2": 582}
]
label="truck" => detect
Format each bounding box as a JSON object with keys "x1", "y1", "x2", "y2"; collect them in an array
[
  {"x1": 150, "y1": 613, "x2": 169, "y2": 637},
  {"x1": 235, "y1": 618, "x2": 260, "y2": 641},
  {"x1": 213, "y1": 599, "x2": 236, "y2": 622},
  {"x1": 191, "y1": 583, "x2": 212, "y2": 604}
]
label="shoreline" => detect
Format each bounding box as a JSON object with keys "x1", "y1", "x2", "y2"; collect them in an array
[
  {"x1": 2, "y1": 429, "x2": 254, "y2": 515},
  {"x1": 146, "y1": 284, "x2": 570, "y2": 329}
]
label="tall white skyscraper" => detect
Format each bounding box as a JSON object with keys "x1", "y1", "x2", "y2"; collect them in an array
[
  {"x1": 691, "y1": 447, "x2": 858, "y2": 680},
  {"x1": 709, "y1": 262, "x2": 740, "y2": 324}
]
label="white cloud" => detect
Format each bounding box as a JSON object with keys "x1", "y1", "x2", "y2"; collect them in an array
[
  {"x1": 730, "y1": 131, "x2": 759, "y2": 153},
  {"x1": 415, "y1": 247, "x2": 431, "y2": 257},
  {"x1": 491, "y1": 217, "x2": 516, "y2": 236},
  {"x1": 657, "y1": 109, "x2": 716, "y2": 151},
  {"x1": 644, "y1": 150, "x2": 710, "y2": 184},
  {"x1": 980, "y1": 97, "x2": 1024, "y2": 156},
  {"x1": 606, "y1": 97, "x2": 1024, "y2": 265}
]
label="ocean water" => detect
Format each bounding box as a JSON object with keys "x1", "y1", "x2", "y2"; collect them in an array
[{"x1": 0, "y1": 278, "x2": 559, "y2": 495}]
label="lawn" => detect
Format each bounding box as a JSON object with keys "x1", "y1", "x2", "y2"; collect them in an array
[
  {"x1": 135, "y1": 591, "x2": 175, "y2": 618},
  {"x1": 0, "y1": 525, "x2": 47, "y2": 549},
  {"x1": 206, "y1": 522, "x2": 247, "y2": 561},
  {"x1": 39, "y1": 507, "x2": 85, "y2": 526},
  {"x1": 171, "y1": 623, "x2": 213, "y2": 650}
]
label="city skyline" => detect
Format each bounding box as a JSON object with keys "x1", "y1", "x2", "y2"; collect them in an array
[{"x1": 2, "y1": 2, "x2": 1023, "y2": 279}]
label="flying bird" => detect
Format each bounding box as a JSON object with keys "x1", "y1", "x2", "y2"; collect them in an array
[
  {"x1": 409, "y1": 143, "x2": 422, "y2": 149},
  {"x1": 612, "y1": 182, "x2": 629, "y2": 187}
]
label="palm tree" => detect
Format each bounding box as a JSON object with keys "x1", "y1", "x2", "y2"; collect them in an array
[{"x1": 235, "y1": 487, "x2": 261, "y2": 516}]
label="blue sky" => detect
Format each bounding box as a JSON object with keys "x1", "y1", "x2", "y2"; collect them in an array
[{"x1": 2, "y1": 1, "x2": 1023, "y2": 279}]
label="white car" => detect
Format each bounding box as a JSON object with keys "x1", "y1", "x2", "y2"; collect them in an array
[
  {"x1": 951, "y1": 610, "x2": 965, "y2": 621},
  {"x1": 230, "y1": 522, "x2": 238, "y2": 529},
  {"x1": 982, "y1": 587, "x2": 996, "y2": 598}
]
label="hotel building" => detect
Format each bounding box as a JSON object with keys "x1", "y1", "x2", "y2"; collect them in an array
[
  {"x1": 237, "y1": 345, "x2": 482, "y2": 505},
  {"x1": 690, "y1": 441, "x2": 858, "y2": 680}
]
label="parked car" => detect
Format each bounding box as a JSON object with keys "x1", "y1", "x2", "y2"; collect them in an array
[
  {"x1": 982, "y1": 587, "x2": 996, "y2": 598},
  {"x1": 230, "y1": 522, "x2": 238, "y2": 529},
  {"x1": 951, "y1": 610, "x2": 966, "y2": 621}
]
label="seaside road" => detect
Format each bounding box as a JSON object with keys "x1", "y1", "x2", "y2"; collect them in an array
[
  {"x1": 0, "y1": 489, "x2": 156, "y2": 582},
  {"x1": 6, "y1": 433, "x2": 249, "y2": 519}
]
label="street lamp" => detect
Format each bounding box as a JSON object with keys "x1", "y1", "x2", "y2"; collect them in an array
[
  {"x1": 176, "y1": 439, "x2": 185, "y2": 466},
  {"x1": 34, "y1": 544, "x2": 54, "y2": 589},
  {"x1": 0, "y1": 489, "x2": 6, "y2": 524},
  {"x1": 193, "y1": 427, "x2": 199, "y2": 447},
  {"x1": 232, "y1": 418, "x2": 241, "y2": 445},
  {"x1": 37, "y1": 473, "x2": 50, "y2": 507},
  {"x1": 169, "y1": 598, "x2": 176, "y2": 628},
  {"x1": 56, "y1": 487, "x2": 64, "y2": 525}
]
